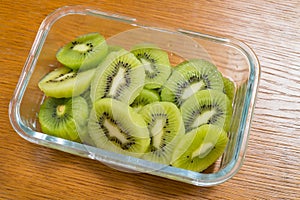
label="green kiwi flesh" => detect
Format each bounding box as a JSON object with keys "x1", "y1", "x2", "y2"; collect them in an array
[
  {"x1": 80, "y1": 87, "x2": 93, "y2": 111},
  {"x1": 222, "y1": 76, "x2": 235, "y2": 103},
  {"x1": 36, "y1": 31, "x2": 235, "y2": 174},
  {"x1": 161, "y1": 59, "x2": 224, "y2": 107},
  {"x1": 180, "y1": 90, "x2": 232, "y2": 132},
  {"x1": 88, "y1": 98, "x2": 150, "y2": 157},
  {"x1": 107, "y1": 45, "x2": 123, "y2": 53},
  {"x1": 90, "y1": 49, "x2": 145, "y2": 104},
  {"x1": 38, "y1": 66, "x2": 96, "y2": 98},
  {"x1": 38, "y1": 96, "x2": 89, "y2": 142},
  {"x1": 139, "y1": 102, "x2": 185, "y2": 164},
  {"x1": 130, "y1": 88, "x2": 161, "y2": 112},
  {"x1": 131, "y1": 44, "x2": 171, "y2": 89},
  {"x1": 171, "y1": 124, "x2": 228, "y2": 172},
  {"x1": 56, "y1": 32, "x2": 108, "y2": 70}
]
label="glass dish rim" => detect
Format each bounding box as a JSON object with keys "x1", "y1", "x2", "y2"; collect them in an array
[{"x1": 8, "y1": 5, "x2": 261, "y2": 187}]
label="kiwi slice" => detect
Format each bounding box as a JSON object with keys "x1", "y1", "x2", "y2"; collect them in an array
[
  {"x1": 131, "y1": 44, "x2": 171, "y2": 89},
  {"x1": 38, "y1": 96, "x2": 89, "y2": 142},
  {"x1": 222, "y1": 76, "x2": 235, "y2": 103},
  {"x1": 180, "y1": 90, "x2": 232, "y2": 132},
  {"x1": 130, "y1": 88, "x2": 161, "y2": 112},
  {"x1": 161, "y1": 59, "x2": 224, "y2": 107},
  {"x1": 90, "y1": 49, "x2": 145, "y2": 105},
  {"x1": 88, "y1": 98, "x2": 150, "y2": 157},
  {"x1": 139, "y1": 102, "x2": 185, "y2": 164},
  {"x1": 56, "y1": 33, "x2": 108, "y2": 70},
  {"x1": 171, "y1": 124, "x2": 228, "y2": 172},
  {"x1": 38, "y1": 66, "x2": 96, "y2": 98}
]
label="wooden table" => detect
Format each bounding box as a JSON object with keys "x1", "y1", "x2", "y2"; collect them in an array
[{"x1": 1, "y1": 0, "x2": 299, "y2": 199}]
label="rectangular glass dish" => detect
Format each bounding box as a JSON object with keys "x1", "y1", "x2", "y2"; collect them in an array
[{"x1": 9, "y1": 6, "x2": 260, "y2": 187}]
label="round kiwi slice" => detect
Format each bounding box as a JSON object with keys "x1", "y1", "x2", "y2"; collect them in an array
[
  {"x1": 180, "y1": 90, "x2": 232, "y2": 132},
  {"x1": 170, "y1": 124, "x2": 228, "y2": 172},
  {"x1": 56, "y1": 32, "x2": 108, "y2": 70},
  {"x1": 88, "y1": 98, "x2": 150, "y2": 157},
  {"x1": 222, "y1": 76, "x2": 235, "y2": 103},
  {"x1": 131, "y1": 44, "x2": 171, "y2": 89},
  {"x1": 160, "y1": 59, "x2": 224, "y2": 107},
  {"x1": 38, "y1": 96, "x2": 89, "y2": 142},
  {"x1": 38, "y1": 66, "x2": 95, "y2": 98},
  {"x1": 139, "y1": 102, "x2": 185, "y2": 164},
  {"x1": 130, "y1": 88, "x2": 161, "y2": 112},
  {"x1": 90, "y1": 49, "x2": 145, "y2": 105}
]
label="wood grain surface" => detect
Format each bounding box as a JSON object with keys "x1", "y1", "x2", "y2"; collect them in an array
[{"x1": 1, "y1": 0, "x2": 299, "y2": 199}]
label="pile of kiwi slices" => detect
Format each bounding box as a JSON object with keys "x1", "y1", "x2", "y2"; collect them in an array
[{"x1": 37, "y1": 32, "x2": 235, "y2": 173}]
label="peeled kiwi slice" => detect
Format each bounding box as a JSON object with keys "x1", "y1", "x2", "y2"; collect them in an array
[
  {"x1": 161, "y1": 59, "x2": 224, "y2": 107},
  {"x1": 56, "y1": 32, "x2": 108, "y2": 70},
  {"x1": 139, "y1": 102, "x2": 185, "y2": 164},
  {"x1": 38, "y1": 66, "x2": 96, "y2": 98},
  {"x1": 90, "y1": 49, "x2": 145, "y2": 105},
  {"x1": 180, "y1": 89, "x2": 232, "y2": 132},
  {"x1": 87, "y1": 98, "x2": 150, "y2": 157},
  {"x1": 130, "y1": 88, "x2": 161, "y2": 112},
  {"x1": 38, "y1": 96, "x2": 89, "y2": 142},
  {"x1": 171, "y1": 124, "x2": 228, "y2": 172},
  {"x1": 222, "y1": 76, "x2": 235, "y2": 103},
  {"x1": 131, "y1": 44, "x2": 171, "y2": 89}
]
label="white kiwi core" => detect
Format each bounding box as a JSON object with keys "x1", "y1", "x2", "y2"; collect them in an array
[
  {"x1": 192, "y1": 142, "x2": 214, "y2": 159},
  {"x1": 182, "y1": 81, "x2": 204, "y2": 100},
  {"x1": 191, "y1": 110, "x2": 216, "y2": 128},
  {"x1": 108, "y1": 67, "x2": 126, "y2": 96},
  {"x1": 56, "y1": 105, "x2": 66, "y2": 116},
  {"x1": 103, "y1": 119, "x2": 127, "y2": 144},
  {"x1": 150, "y1": 119, "x2": 165, "y2": 149},
  {"x1": 73, "y1": 43, "x2": 90, "y2": 52}
]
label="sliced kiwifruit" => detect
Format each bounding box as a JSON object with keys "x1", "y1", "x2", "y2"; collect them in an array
[
  {"x1": 56, "y1": 32, "x2": 108, "y2": 70},
  {"x1": 90, "y1": 49, "x2": 145, "y2": 105},
  {"x1": 130, "y1": 88, "x2": 161, "y2": 112},
  {"x1": 139, "y1": 102, "x2": 185, "y2": 164},
  {"x1": 88, "y1": 98, "x2": 150, "y2": 157},
  {"x1": 38, "y1": 66, "x2": 95, "y2": 98},
  {"x1": 170, "y1": 124, "x2": 228, "y2": 172},
  {"x1": 180, "y1": 90, "x2": 232, "y2": 132},
  {"x1": 38, "y1": 96, "x2": 89, "y2": 142},
  {"x1": 131, "y1": 44, "x2": 171, "y2": 89},
  {"x1": 222, "y1": 76, "x2": 235, "y2": 103},
  {"x1": 161, "y1": 59, "x2": 224, "y2": 107}
]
